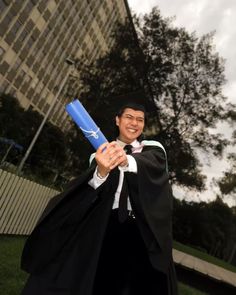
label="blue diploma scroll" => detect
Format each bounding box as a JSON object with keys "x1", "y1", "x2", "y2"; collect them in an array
[{"x1": 66, "y1": 99, "x2": 108, "y2": 150}]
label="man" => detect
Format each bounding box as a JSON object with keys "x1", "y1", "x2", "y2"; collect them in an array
[{"x1": 21, "y1": 103, "x2": 178, "y2": 295}]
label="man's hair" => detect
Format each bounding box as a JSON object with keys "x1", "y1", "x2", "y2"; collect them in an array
[{"x1": 116, "y1": 102, "x2": 146, "y2": 118}]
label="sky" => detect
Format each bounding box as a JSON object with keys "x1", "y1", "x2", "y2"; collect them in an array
[{"x1": 128, "y1": 0, "x2": 236, "y2": 206}]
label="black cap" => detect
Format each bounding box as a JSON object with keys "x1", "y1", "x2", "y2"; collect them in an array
[{"x1": 108, "y1": 90, "x2": 155, "y2": 115}]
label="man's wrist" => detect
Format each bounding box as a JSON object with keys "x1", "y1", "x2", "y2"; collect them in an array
[
  {"x1": 119, "y1": 160, "x2": 129, "y2": 168},
  {"x1": 96, "y1": 170, "x2": 108, "y2": 179},
  {"x1": 119, "y1": 155, "x2": 137, "y2": 173}
]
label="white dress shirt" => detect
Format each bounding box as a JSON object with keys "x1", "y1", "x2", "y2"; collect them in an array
[{"x1": 88, "y1": 139, "x2": 143, "y2": 210}]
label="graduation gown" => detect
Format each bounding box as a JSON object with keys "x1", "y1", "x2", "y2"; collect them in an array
[{"x1": 21, "y1": 141, "x2": 178, "y2": 295}]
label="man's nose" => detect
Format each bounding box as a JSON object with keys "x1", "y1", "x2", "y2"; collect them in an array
[{"x1": 130, "y1": 118, "x2": 138, "y2": 125}]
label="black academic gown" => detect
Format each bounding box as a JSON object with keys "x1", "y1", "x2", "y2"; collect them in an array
[{"x1": 21, "y1": 143, "x2": 178, "y2": 295}]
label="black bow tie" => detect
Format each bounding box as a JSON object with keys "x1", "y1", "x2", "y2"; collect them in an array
[{"x1": 124, "y1": 145, "x2": 133, "y2": 155}]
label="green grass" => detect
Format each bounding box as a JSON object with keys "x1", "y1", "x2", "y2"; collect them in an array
[
  {"x1": 178, "y1": 282, "x2": 208, "y2": 295},
  {"x1": 0, "y1": 236, "x2": 28, "y2": 295},
  {"x1": 0, "y1": 235, "x2": 213, "y2": 295},
  {"x1": 173, "y1": 240, "x2": 236, "y2": 273}
]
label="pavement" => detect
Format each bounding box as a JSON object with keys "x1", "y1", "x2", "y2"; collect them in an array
[{"x1": 173, "y1": 249, "x2": 236, "y2": 288}]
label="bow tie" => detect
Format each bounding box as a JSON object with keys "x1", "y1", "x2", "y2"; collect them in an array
[{"x1": 124, "y1": 145, "x2": 133, "y2": 155}]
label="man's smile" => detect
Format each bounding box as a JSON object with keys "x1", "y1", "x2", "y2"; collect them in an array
[{"x1": 127, "y1": 128, "x2": 138, "y2": 133}]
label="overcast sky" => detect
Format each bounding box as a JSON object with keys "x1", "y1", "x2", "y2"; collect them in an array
[{"x1": 128, "y1": 0, "x2": 236, "y2": 206}]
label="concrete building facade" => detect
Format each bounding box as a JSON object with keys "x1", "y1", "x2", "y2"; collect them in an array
[{"x1": 0, "y1": 0, "x2": 128, "y2": 130}]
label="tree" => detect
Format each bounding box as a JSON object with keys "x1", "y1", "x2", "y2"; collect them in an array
[
  {"x1": 74, "y1": 7, "x2": 231, "y2": 191},
  {"x1": 25, "y1": 120, "x2": 68, "y2": 182},
  {"x1": 173, "y1": 197, "x2": 236, "y2": 261},
  {"x1": 0, "y1": 93, "x2": 27, "y2": 164},
  {"x1": 217, "y1": 110, "x2": 236, "y2": 196},
  {"x1": 218, "y1": 153, "x2": 236, "y2": 195},
  {"x1": 0, "y1": 93, "x2": 25, "y2": 141},
  {"x1": 0, "y1": 93, "x2": 71, "y2": 187},
  {"x1": 65, "y1": 123, "x2": 94, "y2": 177}
]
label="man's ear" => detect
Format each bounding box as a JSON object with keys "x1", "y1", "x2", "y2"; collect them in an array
[{"x1": 115, "y1": 116, "x2": 119, "y2": 126}]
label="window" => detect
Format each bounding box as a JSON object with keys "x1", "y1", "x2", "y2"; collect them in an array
[
  {"x1": 52, "y1": 10, "x2": 60, "y2": 23},
  {"x1": 9, "y1": 87, "x2": 16, "y2": 96},
  {"x1": 42, "y1": 26, "x2": 50, "y2": 39},
  {"x1": 103, "y1": 2, "x2": 110, "y2": 16},
  {"x1": 24, "y1": 35, "x2": 35, "y2": 51},
  {"x1": 67, "y1": 2, "x2": 73, "y2": 10},
  {"x1": 31, "y1": 77, "x2": 39, "y2": 88},
  {"x1": 10, "y1": 20, "x2": 22, "y2": 36},
  {"x1": 1, "y1": 9, "x2": 14, "y2": 27},
  {"x1": 31, "y1": 44, "x2": 38, "y2": 57},
  {"x1": 18, "y1": 28, "x2": 28, "y2": 43},
  {"x1": 38, "y1": 0, "x2": 47, "y2": 13},
  {"x1": 37, "y1": 83, "x2": 43, "y2": 93},
  {"x1": 43, "y1": 9, "x2": 51, "y2": 21},
  {"x1": 24, "y1": 0, "x2": 34, "y2": 14},
  {"x1": 0, "y1": 0, "x2": 7, "y2": 15},
  {"x1": 0, "y1": 46, "x2": 5, "y2": 57},
  {"x1": 0, "y1": 79, "x2": 9, "y2": 92},
  {"x1": 39, "y1": 0, "x2": 47, "y2": 5},
  {"x1": 24, "y1": 74, "x2": 32, "y2": 84},
  {"x1": 19, "y1": 69, "x2": 26, "y2": 79},
  {"x1": 81, "y1": 42, "x2": 86, "y2": 51},
  {"x1": 12, "y1": 58, "x2": 22, "y2": 71},
  {"x1": 36, "y1": 50, "x2": 44, "y2": 63},
  {"x1": 43, "y1": 102, "x2": 49, "y2": 113},
  {"x1": 42, "y1": 89, "x2": 49, "y2": 100}
]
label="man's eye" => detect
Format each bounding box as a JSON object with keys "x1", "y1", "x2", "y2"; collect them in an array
[{"x1": 125, "y1": 115, "x2": 133, "y2": 119}]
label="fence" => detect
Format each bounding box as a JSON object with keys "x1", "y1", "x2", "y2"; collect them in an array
[{"x1": 0, "y1": 169, "x2": 59, "y2": 235}]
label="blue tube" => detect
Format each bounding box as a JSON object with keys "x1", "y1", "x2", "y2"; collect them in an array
[{"x1": 66, "y1": 99, "x2": 108, "y2": 150}]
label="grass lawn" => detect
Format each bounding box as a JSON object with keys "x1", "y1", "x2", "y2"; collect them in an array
[
  {"x1": 178, "y1": 282, "x2": 208, "y2": 295},
  {"x1": 0, "y1": 236, "x2": 28, "y2": 295},
  {"x1": 0, "y1": 235, "x2": 211, "y2": 295},
  {"x1": 173, "y1": 241, "x2": 236, "y2": 273}
]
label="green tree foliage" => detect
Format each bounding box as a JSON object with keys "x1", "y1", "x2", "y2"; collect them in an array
[
  {"x1": 0, "y1": 93, "x2": 25, "y2": 142},
  {"x1": 0, "y1": 93, "x2": 72, "y2": 187},
  {"x1": 65, "y1": 123, "x2": 94, "y2": 175},
  {"x1": 218, "y1": 153, "x2": 236, "y2": 195},
  {"x1": 217, "y1": 110, "x2": 236, "y2": 196},
  {"x1": 173, "y1": 197, "x2": 236, "y2": 262},
  {"x1": 0, "y1": 94, "x2": 25, "y2": 165},
  {"x1": 75, "y1": 7, "x2": 231, "y2": 190}
]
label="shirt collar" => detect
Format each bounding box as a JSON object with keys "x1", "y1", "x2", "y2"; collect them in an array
[{"x1": 116, "y1": 139, "x2": 140, "y2": 148}]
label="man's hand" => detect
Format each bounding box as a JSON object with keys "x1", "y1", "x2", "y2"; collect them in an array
[{"x1": 95, "y1": 142, "x2": 128, "y2": 177}]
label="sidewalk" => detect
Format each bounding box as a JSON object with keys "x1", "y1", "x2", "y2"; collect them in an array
[{"x1": 173, "y1": 249, "x2": 236, "y2": 288}]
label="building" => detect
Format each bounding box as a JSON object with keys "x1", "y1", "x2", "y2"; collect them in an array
[{"x1": 0, "y1": 0, "x2": 129, "y2": 130}]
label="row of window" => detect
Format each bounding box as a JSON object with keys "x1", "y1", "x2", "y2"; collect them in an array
[
  {"x1": 1, "y1": 2, "x2": 77, "y2": 90},
  {"x1": 0, "y1": 0, "x2": 7, "y2": 16},
  {"x1": 1, "y1": 28, "x2": 116, "y2": 102},
  {"x1": 0, "y1": 74, "x2": 68, "y2": 128},
  {"x1": 0, "y1": 46, "x2": 5, "y2": 56},
  {"x1": 0, "y1": 0, "x2": 126, "y2": 128}
]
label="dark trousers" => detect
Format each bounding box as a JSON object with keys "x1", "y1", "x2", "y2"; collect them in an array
[{"x1": 92, "y1": 209, "x2": 168, "y2": 295}]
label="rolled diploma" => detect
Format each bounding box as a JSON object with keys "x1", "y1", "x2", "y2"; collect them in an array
[{"x1": 66, "y1": 99, "x2": 108, "y2": 150}]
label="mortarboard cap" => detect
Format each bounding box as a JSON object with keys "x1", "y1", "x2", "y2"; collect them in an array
[{"x1": 107, "y1": 89, "x2": 155, "y2": 116}]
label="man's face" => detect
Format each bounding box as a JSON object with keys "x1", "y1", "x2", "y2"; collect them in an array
[{"x1": 116, "y1": 108, "x2": 145, "y2": 144}]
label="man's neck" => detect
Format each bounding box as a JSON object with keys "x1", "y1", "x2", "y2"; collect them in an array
[{"x1": 116, "y1": 138, "x2": 139, "y2": 147}]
